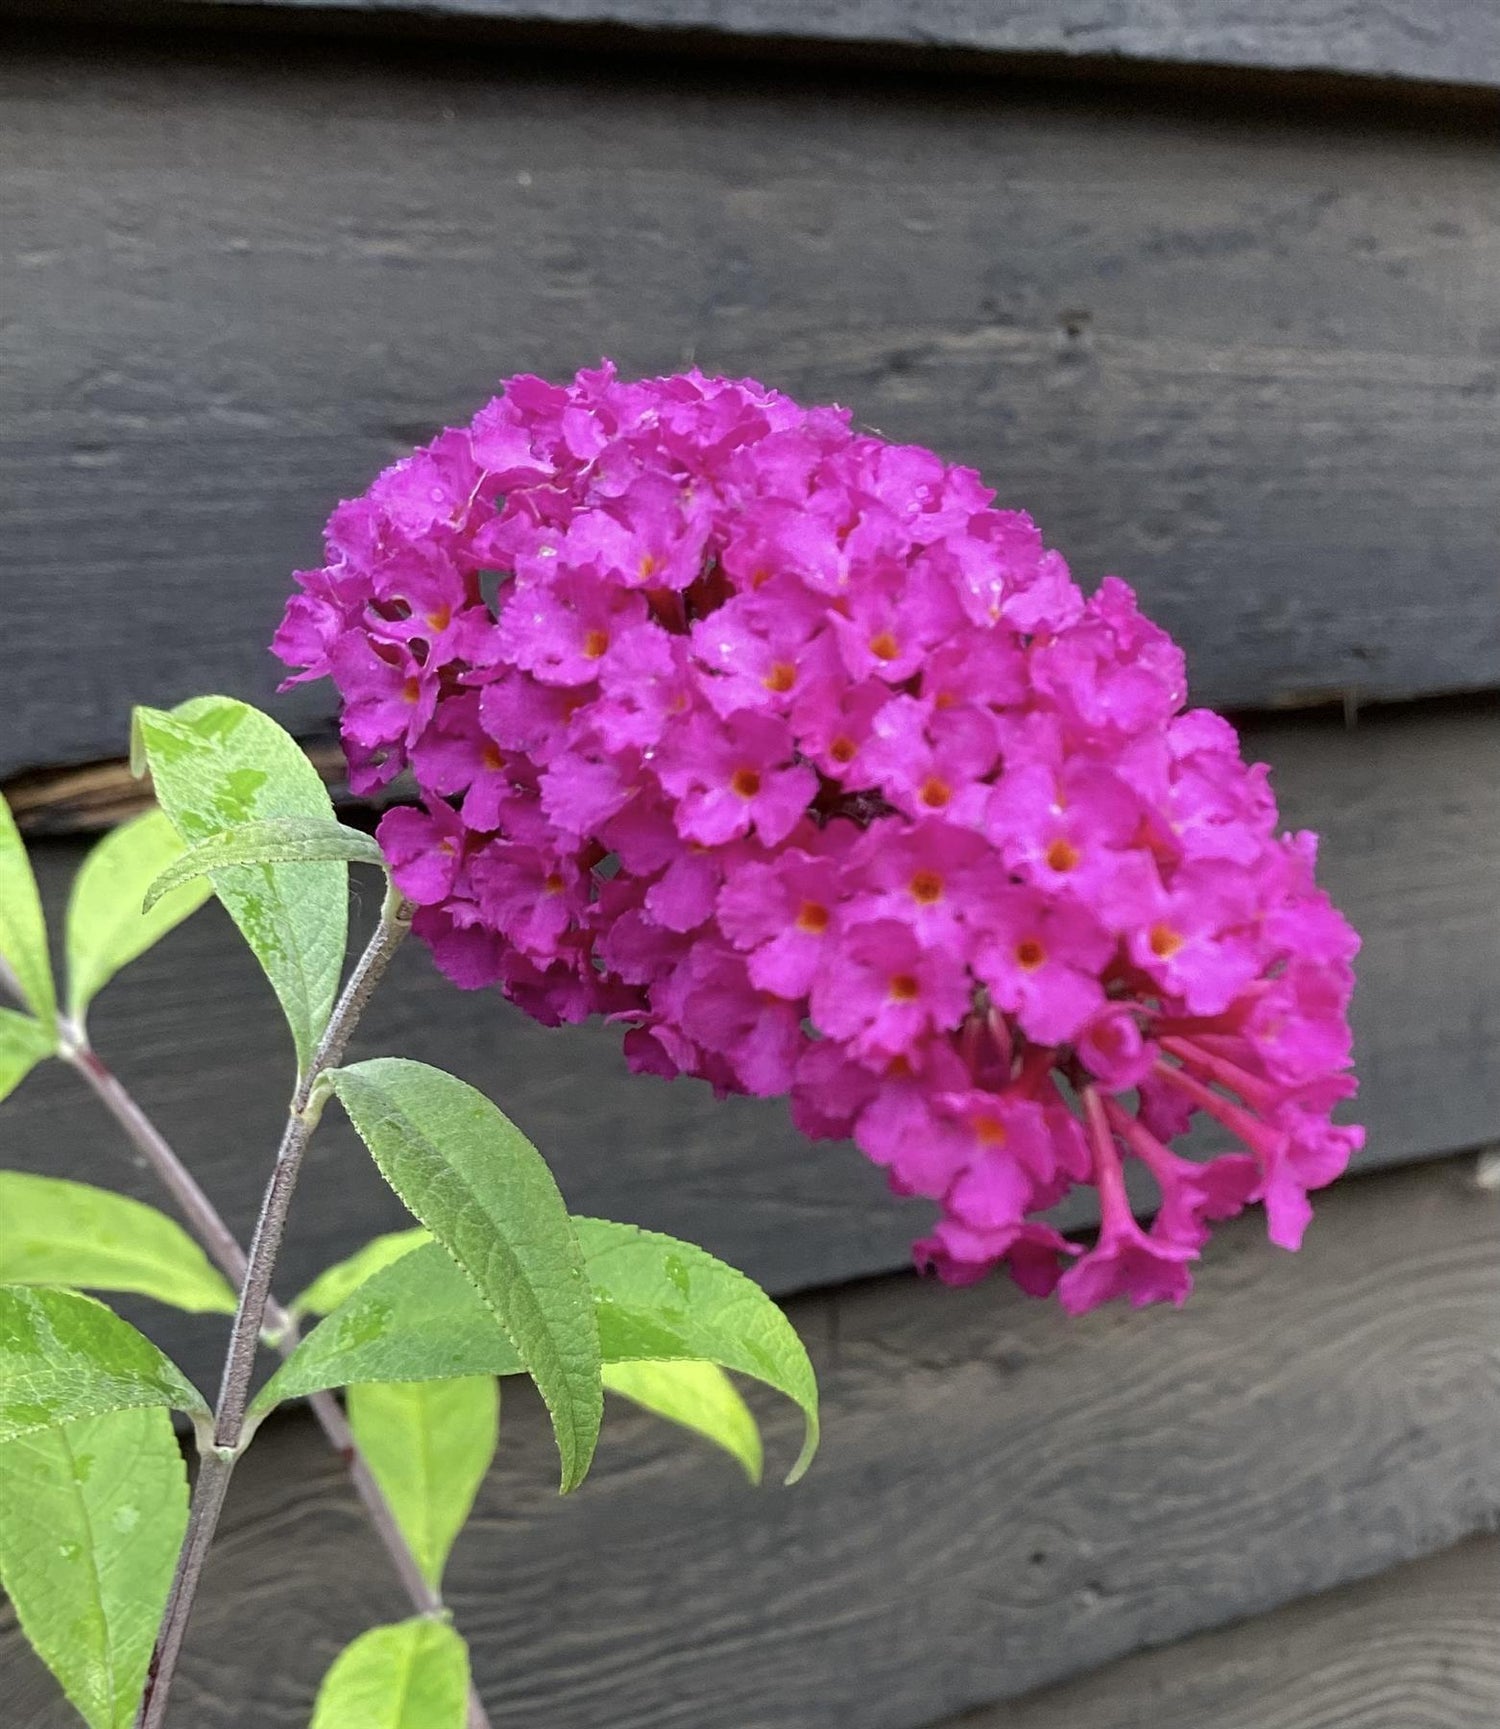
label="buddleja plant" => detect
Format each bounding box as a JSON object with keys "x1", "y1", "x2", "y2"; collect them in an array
[
  {"x1": 2, "y1": 362, "x2": 1362, "y2": 1726},
  {"x1": 0, "y1": 697, "x2": 818, "y2": 1729}
]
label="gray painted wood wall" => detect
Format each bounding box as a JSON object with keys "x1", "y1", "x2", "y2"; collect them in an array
[{"x1": 2, "y1": 4, "x2": 1498, "y2": 1725}]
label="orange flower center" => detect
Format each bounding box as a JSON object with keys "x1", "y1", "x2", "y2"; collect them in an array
[
  {"x1": 582, "y1": 628, "x2": 610, "y2": 660},
  {"x1": 1045, "y1": 836, "x2": 1081, "y2": 873},
  {"x1": 971, "y1": 1112, "x2": 1007, "y2": 1146},
  {"x1": 796, "y1": 901, "x2": 830, "y2": 933},
  {"x1": 830, "y1": 736, "x2": 857, "y2": 765},
  {"x1": 401, "y1": 676, "x2": 422, "y2": 704},
  {"x1": 481, "y1": 742, "x2": 504, "y2": 772},
  {"x1": 543, "y1": 872, "x2": 565, "y2": 894},
  {"x1": 919, "y1": 777, "x2": 952, "y2": 809},
  {"x1": 1015, "y1": 937, "x2": 1047, "y2": 972},
  {"x1": 888, "y1": 973, "x2": 920, "y2": 1001},
  {"x1": 909, "y1": 869, "x2": 944, "y2": 905},
  {"x1": 869, "y1": 630, "x2": 901, "y2": 662},
  {"x1": 731, "y1": 768, "x2": 762, "y2": 800},
  {"x1": 1149, "y1": 922, "x2": 1185, "y2": 959},
  {"x1": 425, "y1": 604, "x2": 452, "y2": 633},
  {"x1": 763, "y1": 661, "x2": 797, "y2": 694}
]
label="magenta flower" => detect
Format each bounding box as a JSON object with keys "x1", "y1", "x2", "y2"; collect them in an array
[
  {"x1": 808, "y1": 918, "x2": 972, "y2": 1064},
  {"x1": 276, "y1": 363, "x2": 1363, "y2": 1312},
  {"x1": 972, "y1": 889, "x2": 1113, "y2": 1047},
  {"x1": 718, "y1": 846, "x2": 843, "y2": 998},
  {"x1": 655, "y1": 711, "x2": 818, "y2": 848},
  {"x1": 1055, "y1": 1091, "x2": 1198, "y2": 1314}
]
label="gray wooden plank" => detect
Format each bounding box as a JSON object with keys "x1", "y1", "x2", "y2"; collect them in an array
[
  {"x1": 33, "y1": 1, "x2": 1500, "y2": 92},
  {"x1": 3, "y1": 1152, "x2": 1496, "y2": 1727},
  {"x1": 3, "y1": 39, "x2": 1498, "y2": 778},
  {"x1": 11, "y1": 1543, "x2": 1492, "y2": 1729},
  {"x1": 956, "y1": 1534, "x2": 1500, "y2": 1729},
  {"x1": 2, "y1": 700, "x2": 1496, "y2": 1393}
]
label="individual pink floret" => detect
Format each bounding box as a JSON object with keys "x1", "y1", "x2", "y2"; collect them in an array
[{"x1": 656, "y1": 711, "x2": 819, "y2": 848}]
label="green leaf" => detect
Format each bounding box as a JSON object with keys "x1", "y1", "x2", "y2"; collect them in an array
[
  {"x1": 64, "y1": 809, "x2": 213, "y2": 1024},
  {"x1": 257, "y1": 1221, "x2": 818, "y2": 1483},
  {"x1": 327, "y1": 1059, "x2": 601, "y2": 1494},
  {"x1": 347, "y1": 1376, "x2": 498, "y2": 1590},
  {"x1": 250, "y1": 1248, "x2": 523, "y2": 1418},
  {"x1": 603, "y1": 1359, "x2": 762, "y2": 1484},
  {"x1": 295, "y1": 1248, "x2": 758, "y2": 1479},
  {"x1": 291, "y1": 1228, "x2": 432, "y2": 1319},
  {"x1": 0, "y1": 792, "x2": 56, "y2": 1034},
  {"x1": 131, "y1": 697, "x2": 348, "y2": 1076},
  {"x1": 0, "y1": 1006, "x2": 56, "y2": 1104},
  {"x1": 0, "y1": 1284, "x2": 209, "y2": 1442},
  {"x1": 0, "y1": 1174, "x2": 236, "y2": 1315},
  {"x1": 311, "y1": 1618, "x2": 471, "y2": 1729},
  {"x1": 573, "y1": 1217, "x2": 818, "y2": 1483},
  {"x1": 0, "y1": 1407, "x2": 188, "y2": 1729},
  {"x1": 142, "y1": 816, "x2": 386, "y2": 912}
]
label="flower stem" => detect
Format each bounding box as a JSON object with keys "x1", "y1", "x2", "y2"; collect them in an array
[
  {"x1": 5, "y1": 909, "x2": 491, "y2": 1724},
  {"x1": 53, "y1": 995, "x2": 493, "y2": 1726},
  {"x1": 137, "y1": 1447, "x2": 234, "y2": 1718},
  {"x1": 60, "y1": 1035, "x2": 251, "y2": 1288},
  {"x1": 61, "y1": 1035, "x2": 441, "y2": 1563},
  {"x1": 135, "y1": 891, "x2": 416, "y2": 1729}
]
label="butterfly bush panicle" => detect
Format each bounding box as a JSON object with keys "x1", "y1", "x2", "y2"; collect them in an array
[{"x1": 275, "y1": 364, "x2": 1361, "y2": 1313}]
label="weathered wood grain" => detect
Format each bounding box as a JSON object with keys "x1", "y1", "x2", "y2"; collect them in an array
[
  {"x1": 2, "y1": 37, "x2": 1497, "y2": 776},
  {"x1": 956, "y1": 1533, "x2": 1500, "y2": 1729},
  {"x1": 3, "y1": 1153, "x2": 1496, "y2": 1727},
  {"x1": 3, "y1": 744, "x2": 356, "y2": 839},
  {"x1": 3, "y1": 700, "x2": 1495, "y2": 1392},
  {"x1": 35, "y1": 1, "x2": 1500, "y2": 93},
  {"x1": 9, "y1": 1537, "x2": 1496, "y2": 1729}
]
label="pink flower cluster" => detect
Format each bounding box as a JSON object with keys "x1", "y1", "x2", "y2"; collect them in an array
[{"x1": 276, "y1": 364, "x2": 1362, "y2": 1313}]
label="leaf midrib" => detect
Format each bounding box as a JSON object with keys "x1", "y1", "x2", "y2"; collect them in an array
[
  {"x1": 387, "y1": 1628, "x2": 420, "y2": 1729},
  {"x1": 57, "y1": 1423, "x2": 118, "y2": 1728},
  {"x1": 376, "y1": 1090, "x2": 594, "y2": 1482},
  {"x1": 222, "y1": 856, "x2": 326, "y2": 1072},
  {"x1": 194, "y1": 727, "x2": 341, "y2": 1070}
]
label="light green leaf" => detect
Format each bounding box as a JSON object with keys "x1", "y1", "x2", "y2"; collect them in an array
[
  {"x1": 257, "y1": 1222, "x2": 817, "y2": 1482},
  {"x1": 250, "y1": 1248, "x2": 523, "y2": 1418},
  {"x1": 603, "y1": 1359, "x2": 762, "y2": 1484},
  {"x1": 0, "y1": 1174, "x2": 236, "y2": 1315},
  {"x1": 0, "y1": 792, "x2": 55, "y2": 1034},
  {"x1": 64, "y1": 809, "x2": 213, "y2": 1024},
  {"x1": 573, "y1": 1217, "x2": 818, "y2": 1483},
  {"x1": 0, "y1": 1284, "x2": 209, "y2": 1442},
  {"x1": 131, "y1": 697, "x2": 348, "y2": 1076},
  {"x1": 0, "y1": 1407, "x2": 188, "y2": 1729},
  {"x1": 327, "y1": 1059, "x2": 601, "y2": 1494},
  {"x1": 310, "y1": 1618, "x2": 471, "y2": 1729},
  {"x1": 143, "y1": 816, "x2": 385, "y2": 912},
  {"x1": 292, "y1": 1229, "x2": 432, "y2": 1319},
  {"x1": 0, "y1": 1007, "x2": 56, "y2": 1104},
  {"x1": 347, "y1": 1376, "x2": 498, "y2": 1590}
]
